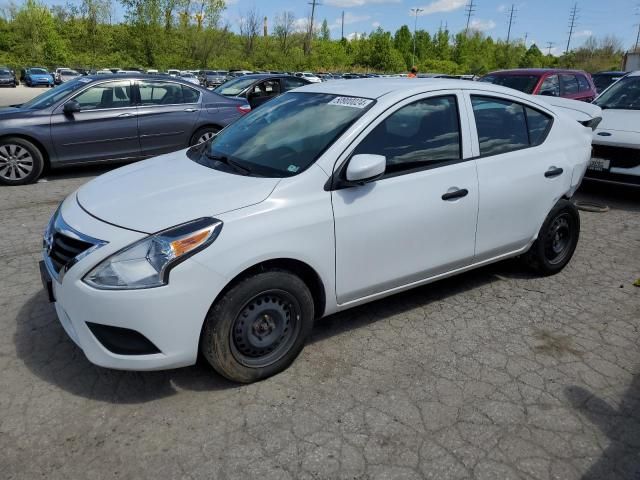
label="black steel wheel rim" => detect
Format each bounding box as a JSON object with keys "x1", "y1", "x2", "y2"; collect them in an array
[
  {"x1": 230, "y1": 289, "x2": 302, "y2": 368},
  {"x1": 544, "y1": 213, "x2": 572, "y2": 265}
]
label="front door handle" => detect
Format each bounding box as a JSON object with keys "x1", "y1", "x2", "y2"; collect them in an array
[
  {"x1": 118, "y1": 112, "x2": 134, "y2": 118},
  {"x1": 544, "y1": 167, "x2": 564, "y2": 178},
  {"x1": 184, "y1": 108, "x2": 197, "y2": 112},
  {"x1": 442, "y1": 188, "x2": 469, "y2": 201}
]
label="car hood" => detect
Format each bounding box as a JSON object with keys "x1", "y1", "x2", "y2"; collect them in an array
[
  {"x1": 593, "y1": 109, "x2": 640, "y2": 133},
  {"x1": 76, "y1": 151, "x2": 281, "y2": 233},
  {"x1": 29, "y1": 74, "x2": 51, "y2": 79},
  {"x1": 0, "y1": 106, "x2": 32, "y2": 119}
]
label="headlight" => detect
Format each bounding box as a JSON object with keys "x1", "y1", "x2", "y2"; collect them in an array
[{"x1": 83, "y1": 217, "x2": 222, "y2": 290}]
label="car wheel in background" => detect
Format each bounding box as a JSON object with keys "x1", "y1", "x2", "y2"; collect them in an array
[
  {"x1": 190, "y1": 126, "x2": 220, "y2": 146},
  {"x1": 201, "y1": 270, "x2": 315, "y2": 383},
  {"x1": 523, "y1": 199, "x2": 580, "y2": 275},
  {"x1": 0, "y1": 137, "x2": 45, "y2": 186}
]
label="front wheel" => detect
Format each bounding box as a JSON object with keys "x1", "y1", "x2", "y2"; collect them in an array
[
  {"x1": 0, "y1": 137, "x2": 45, "y2": 185},
  {"x1": 201, "y1": 270, "x2": 315, "y2": 383},
  {"x1": 523, "y1": 199, "x2": 580, "y2": 275}
]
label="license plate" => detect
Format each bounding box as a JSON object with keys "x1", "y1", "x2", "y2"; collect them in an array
[
  {"x1": 588, "y1": 158, "x2": 610, "y2": 172},
  {"x1": 39, "y1": 260, "x2": 55, "y2": 303}
]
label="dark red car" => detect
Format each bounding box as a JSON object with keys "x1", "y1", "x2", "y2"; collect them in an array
[{"x1": 479, "y1": 69, "x2": 597, "y2": 102}]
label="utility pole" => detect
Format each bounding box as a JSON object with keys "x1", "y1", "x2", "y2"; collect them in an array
[
  {"x1": 565, "y1": 3, "x2": 578, "y2": 54},
  {"x1": 341, "y1": 11, "x2": 344, "y2": 41},
  {"x1": 524, "y1": 32, "x2": 529, "y2": 47},
  {"x1": 546, "y1": 41, "x2": 554, "y2": 56},
  {"x1": 410, "y1": 7, "x2": 424, "y2": 67},
  {"x1": 464, "y1": 0, "x2": 476, "y2": 34},
  {"x1": 306, "y1": 0, "x2": 321, "y2": 55},
  {"x1": 636, "y1": 23, "x2": 640, "y2": 52},
  {"x1": 506, "y1": 4, "x2": 516, "y2": 44}
]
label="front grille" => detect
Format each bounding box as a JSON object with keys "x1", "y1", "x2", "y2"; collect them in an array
[
  {"x1": 592, "y1": 144, "x2": 640, "y2": 169},
  {"x1": 48, "y1": 232, "x2": 94, "y2": 274}
]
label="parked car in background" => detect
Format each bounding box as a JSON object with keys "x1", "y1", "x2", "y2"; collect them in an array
[
  {"x1": 95, "y1": 69, "x2": 112, "y2": 75},
  {"x1": 56, "y1": 69, "x2": 81, "y2": 84},
  {"x1": 24, "y1": 67, "x2": 54, "y2": 87},
  {"x1": 592, "y1": 71, "x2": 627, "y2": 94},
  {"x1": 167, "y1": 69, "x2": 180, "y2": 77},
  {"x1": 587, "y1": 71, "x2": 640, "y2": 187},
  {"x1": 38, "y1": 79, "x2": 600, "y2": 382},
  {"x1": 54, "y1": 67, "x2": 69, "y2": 84},
  {"x1": 0, "y1": 74, "x2": 251, "y2": 185},
  {"x1": 0, "y1": 67, "x2": 17, "y2": 87},
  {"x1": 199, "y1": 70, "x2": 228, "y2": 88},
  {"x1": 146, "y1": 69, "x2": 159, "y2": 74},
  {"x1": 295, "y1": 72, "x2": 322, "y2": 83},
  {"x1": 179, "y1": 72, "x2": 200, "y2": 85},
  {"x1": 479, "y1": 69, "x2": 597, "y2": 102},
  {"x1": 213, "y1": 74, "x2": 311, "y2": 109}
]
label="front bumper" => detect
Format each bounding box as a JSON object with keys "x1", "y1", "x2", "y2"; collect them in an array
[
  {"x1": 585, "y1": 144, "x2": 640, "y2": 187},
  {"x1": 42, "y1": 195, "x2": 228, "y2": 370}
]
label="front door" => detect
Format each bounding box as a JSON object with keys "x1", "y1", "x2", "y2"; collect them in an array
[
  {"x1": 136, "y1": 80, "x2": 201, "y2": 156},
  {"x1": 51, "y1": 80, "x2": 139, "y2": 164},
  {"x1": 332, "y1": 93, "x2": 479, "y2": 305}
]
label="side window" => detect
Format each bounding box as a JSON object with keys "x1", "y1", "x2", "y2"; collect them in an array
[
  {"x1": 72, "y1": 81, "x2": 132, "y2": 110},
  {"x1": 561, "y1": 74, "x2": 579, "y2": 95},
  {"x1": 353, "y1": 95, "x2": 461, "y2": 176},
  {"x1": 539, "y1": 75, "x2": 559, "y2": 96},
  {"x1": 471, "y1": 96, "x2": 529, "y2": 156},
  {"x1": 139, "y1": 81, "x2": 185, "y2": 105},
  {"x1": 182, "y1": 85, "x2": 200, "y2": 103},
  {"x1": 282, "y1": 77, "x2": 308, "y2": 91},
  {"x1": 525, "y1": 107, "x2": 553, "y2": 146},
  {"x1": 577, "y1": 75, "x2": 591, "y2": 92},
  {"x1": 252, "y1": 80, "x2": 280, "y2": 97}
]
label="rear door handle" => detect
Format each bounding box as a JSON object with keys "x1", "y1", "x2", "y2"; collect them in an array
[
  {"x1": 442, "y1": 188, "x2": 469, "y2": 201},
  {"x1": 544, "y1": 167, "x2": 564, "y2": 178}
]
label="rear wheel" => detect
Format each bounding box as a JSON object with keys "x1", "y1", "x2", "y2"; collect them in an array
[
  {"x1": 201, "y1": 270, "x2": 315, "y2": 383},
  {"x1": 0, "y1": 137, "x2": 45, "y2": 185},
  {"x1": 523, "y1": 199, "x2": 580, "y2": 275},
  {"x1": 190, "y1": 126, "x2": 220, "y2": 146}
]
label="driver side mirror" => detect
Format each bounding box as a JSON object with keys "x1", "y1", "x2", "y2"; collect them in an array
[
  {"x1": 346, "y1": 154, "x2": 386, "y2": 184},
  {"x1": 63, "y1": 100, "x2": 81, "y2": 115}
]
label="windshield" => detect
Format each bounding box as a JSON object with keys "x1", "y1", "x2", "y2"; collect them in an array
[
  {"x1": 594, "y1": 76, "x2": 640, "y2": 110},
  {"x1": 0, "y1": 69, "x2": 11, "y2": 76},
  {"x1": 213, "y1": 76, "x2": 258, "y2": 96},
  {"x1": 30, "y1": 68, "x2": 48, "y2": 75},
  {"x1": 195, "y1": 92, "x2": 374, "y2": 177},
  {"x1": 20, "y1": 78, "x2": 88, "y2": 109},
  {"x1": 61, "y1": 70, "x2": 78, "y2": 76},
  {"x1": 593, "y1": 73, "x2": 624, "y2": 93},
  {"x1": 479, "y1": 74, "x2": 540, "y2": 94}
]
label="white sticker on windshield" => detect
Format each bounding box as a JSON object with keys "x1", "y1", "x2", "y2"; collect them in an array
[{"x1": 328, "y1": 96, "x2": 373, "y2": 109}]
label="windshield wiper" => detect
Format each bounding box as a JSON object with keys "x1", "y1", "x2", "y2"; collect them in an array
[{"x1": 204, "y1": 152, "x2": 251, "y2": 175}]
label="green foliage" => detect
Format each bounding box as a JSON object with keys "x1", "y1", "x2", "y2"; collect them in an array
[{"x1": 0, "y1": 0, "x2": 625, "y2": 74}]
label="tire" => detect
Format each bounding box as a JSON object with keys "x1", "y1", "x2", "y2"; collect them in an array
[
  {"x1": 201, "y1": 270, "x2": 315, "y2": 383},
  {"x1": 190, "y1": 126, "x2": 220, "y2": 146},
  {"x1": 0, "y1": 137, "x2": 45, "y2": 185},
  {"x1": 523, "y1": 199, "x2": 580, "y2": 275}
]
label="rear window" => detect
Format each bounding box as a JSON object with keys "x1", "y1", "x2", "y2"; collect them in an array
[
  {"x1": 30, "y1": 68, "x2": 48, "y2": 75},
  {"x1": 561, "y1": 74, "x2": 579, "y2": 94},
  {"x1": 577, "y1": 75, "x2": 591, "y2": 92},
  {"x1": 479, "y1": 74, "x2": 540, "y2": 94}
]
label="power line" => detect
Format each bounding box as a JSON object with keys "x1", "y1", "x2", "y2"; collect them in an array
[
  {"x1": 464, "y1": 0, "x2": 476, "y2": 34},
  {"x1": 410, "y1": 8, "x2": 424, "y2": 67},
  {"x1": 506, "y1": 4, "x2": 516, "y2": 44},
  {"x1": 565, "y1": 3, "x2": 578, "y2": 55}
]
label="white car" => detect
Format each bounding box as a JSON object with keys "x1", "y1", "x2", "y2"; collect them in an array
[
  {"x1": 167, "y1": 69, "x2": 180, "y2": 77},
  {"x1": 587, "y1": 71, "x2": 640, "y2": 187},
  {"x1": 295, "y1": 72, "x2": 322, "y2": 83},
  {"x1": 40, "y1": 79, "x2": 599, "y2": 383},
  {"x1": 179, "y1": 72, "x2": 200, "y2": 85}
]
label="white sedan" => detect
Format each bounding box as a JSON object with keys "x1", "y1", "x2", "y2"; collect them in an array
[
  {"x1": 587, "y1": 71, "x2": 640, "y2": 187},
  {"x1": 40, "y1": 79, "x2": 599, "y2": 383}
]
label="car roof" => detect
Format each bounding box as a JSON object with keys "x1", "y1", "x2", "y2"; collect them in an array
[
  {"x1": 594, "y1": 71, "x2": 626, "y2": 75},
  {"x1": 626, "y1": 71, "x2": 640, "y2": 77},
  {"x1": 295, "y1": 77, "x2": 534, "y2": 100},
  {"x1": 487, "y1": 68, "x2": 589, "y2": 75}
]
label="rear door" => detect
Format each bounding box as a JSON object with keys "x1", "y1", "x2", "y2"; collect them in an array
[
  {"x1": 465, "y1": 92, "x2": 566, "y2": 261},
  {"x1": 50, "y1": 80, "x2": 140, "y2": 164},
  {"x1": 136, "y1": 80, "x2": 201, "y2": 156}
]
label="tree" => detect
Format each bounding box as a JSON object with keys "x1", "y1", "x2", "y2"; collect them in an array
[
  {"x1": 320, "y1": 18, "x2": 330, "y2": 41},
  {"x1": 519, "y1": 44, "x2": 544, "y2": 68},
  {"x1": 238, "y1": 7, "x2": 260, "y2": 55},
  {"x1": 274, "y1": 11, "x2": 295, "y2": 54}
]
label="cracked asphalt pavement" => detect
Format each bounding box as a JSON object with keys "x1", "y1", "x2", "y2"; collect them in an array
[{"x1": 0, "y1": 167, "x2": 638, "y2": 480}]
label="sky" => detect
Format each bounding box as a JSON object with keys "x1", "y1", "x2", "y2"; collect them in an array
[{"x1": 23, "y1": 0, "x2": 640, "y2": 55}]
